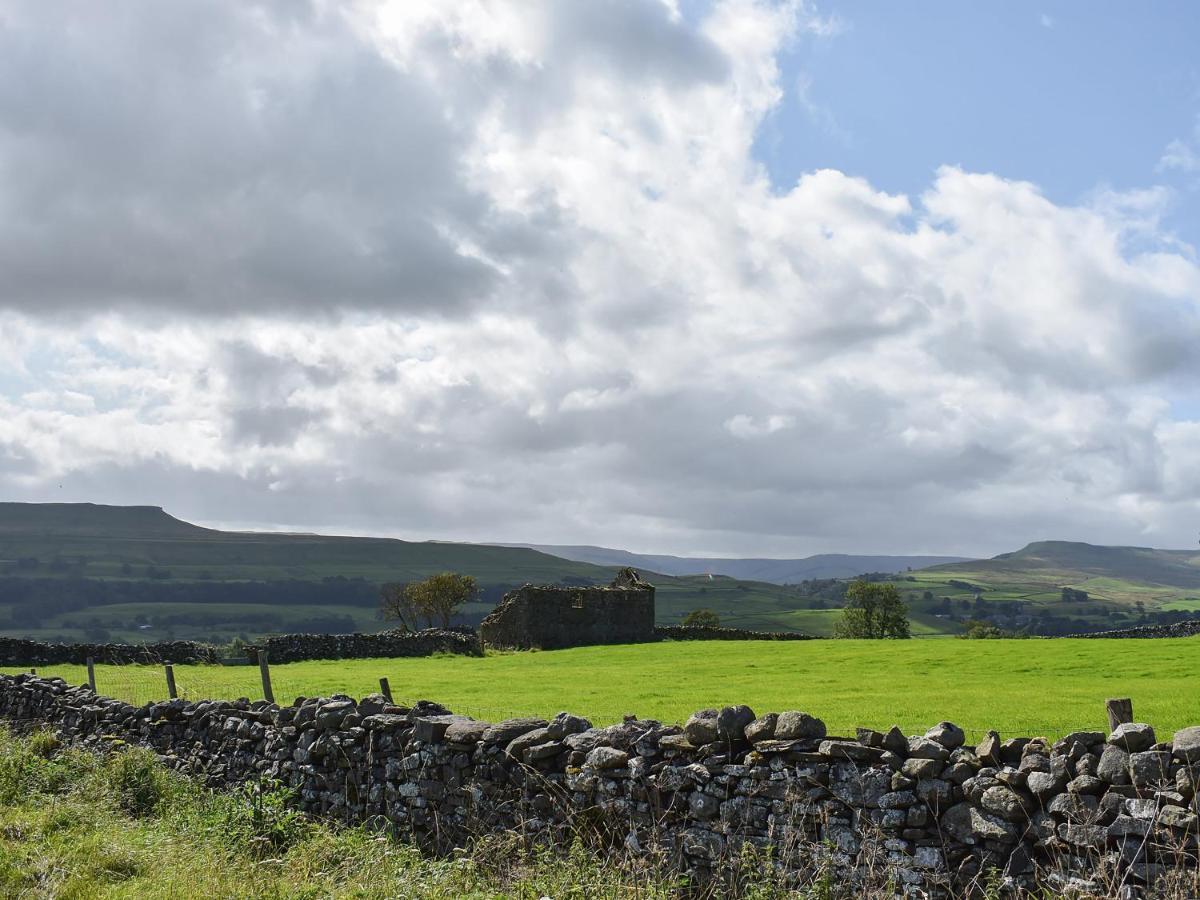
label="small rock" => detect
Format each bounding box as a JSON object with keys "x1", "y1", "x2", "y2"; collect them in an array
[
  {"x1": 585, "y1": 746, "x2": 629, "y2": 771},
  {"x1": 684, "y1": 710, "x2": 719, "y2": 746},
  {"x1": 1108, "y1": 722, "x2": 1156, "y2": 753},
  {"x1": 716, "y1": 705, "x2": 755, "y2": 742},
  {"x1": 981, "y1": 785, "x2": 1030, "y2": 822},
  {"x1": 1172, "y1": 725, "x2": 1200, "y2": 763},
  {"x1": 774, "y1": 711, "x2": 826, "y2": 742},
  {"x1": 1097, "y1": 745, "x2": 1131, "y2": 784},
  {"x1": 745, "y1": 713, "x2": 777, "y2": 744},
  {"x1": 925, "y1": 721, "x2": 965, "y2": 750}
]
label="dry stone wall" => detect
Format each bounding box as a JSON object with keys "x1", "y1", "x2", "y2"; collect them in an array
[
  {"x1": 2, "y1": 673, "x2": 1198, "y2": 896},
  {"x1": 654, "y1": 625, "x2": 815, "y2": 642},
  {"x1": 248, "y1": 628, "x2": 481, "y2": 664},
  {"x1": 1071, "y1": 620, "x2": 1200, "y2": 639},
  {"x1": 0, "y1": 636, "x2": 218, "y2": 667}
]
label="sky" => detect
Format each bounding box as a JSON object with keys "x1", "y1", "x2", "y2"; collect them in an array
[{"x1": 1, "y1": 0, "x2": 1199, "y2": 559}]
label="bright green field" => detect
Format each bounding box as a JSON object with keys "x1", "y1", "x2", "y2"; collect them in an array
[{"x1": 7, "y1": 638, "x2": 1200, "y2": 741}]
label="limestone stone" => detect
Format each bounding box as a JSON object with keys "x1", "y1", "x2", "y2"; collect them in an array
[
  {"x1": 745, "y1": 713, "x2": 777, "y2": 744},
  {"x1": 1108, "y1": 722, "x2": 1156, "y2": 753},
  {"x1": 586, "y1": 747, "x2": 629, "y2": 771},
  {"x1": 716, "y1": 705, "x2": 756, "y2": 742},
  {"x1": 1172, "y1": 726, "x2": 1200, "y2": 763},
  {"x1": 773, "y1": 711, "x2": 825, "y2": 742},
  {"x1": 1097, "y1": 745, "x2": 1131, "y2": 784},
  {"x1": 941, "y1": 803, "x2": 1018, "y2": 844},
  {"x1": 907, "y1": 737, "x2": 950, "y2": 762},
  {"x1": 925, "y1": 721, "x2": 965, "y2": 750},
  {"x1": 981, "y1": 786, "x2": 1029, "y2": 822},
  {"x1": 684, "y1": 710, "x2": 719, "y2": 746}
]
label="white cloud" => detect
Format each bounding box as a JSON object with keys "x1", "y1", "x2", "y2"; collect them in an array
[
  {"x1": 1159, "y1": 116, "x2": 1200, "y2": 176},
  {"x1": 0, "y1": 1, "x2": 1198, "y2": 557}
]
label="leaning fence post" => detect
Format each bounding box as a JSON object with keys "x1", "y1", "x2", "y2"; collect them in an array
[
  {"x1": 165, "y1": 664, "x2": 178, "y2": 700},
  {"x1": 379, "y1": 676, "x2": 393, "y2": 703},
  {"x1": 85, "y1": 656, "x2": 97, "y2": 693},
  {"x1": 1106, "y1": 697, "x2": 1133, "y2": 732},
  {"x1": 258, "y1": 649, "x2": 275, "y2": 704}
]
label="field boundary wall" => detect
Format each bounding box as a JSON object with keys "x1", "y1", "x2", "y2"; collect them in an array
[
  {"x1": 1069, "y1": 620, "x2": 1200, "y2": 639},
  {"x1": 2, "y1": 673, "x2": 1197, "y2": 896}
]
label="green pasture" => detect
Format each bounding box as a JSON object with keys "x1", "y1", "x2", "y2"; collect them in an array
[{"x1": 8, "y1": 638, "x2": 1199, "y2": 741}]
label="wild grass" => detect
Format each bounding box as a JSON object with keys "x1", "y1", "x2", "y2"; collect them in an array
[
  {"x1": 0, "y1": 726, "x2": 804, "y2": 899},
  {"x1": 7, "y1": 637, "x2": 1199, "y2": 741}
]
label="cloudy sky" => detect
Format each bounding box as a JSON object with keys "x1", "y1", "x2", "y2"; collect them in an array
[{"x1": 2, "y1": 1, "x2": 1199, "y2": 558}]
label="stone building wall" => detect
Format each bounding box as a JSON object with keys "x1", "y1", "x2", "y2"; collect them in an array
[
  {"x1": 2, "y1": 673, "x2": 1198, "y2": 896},
  {"x1": 480, "y1": 568, "x2": 655, "y2": 650}
]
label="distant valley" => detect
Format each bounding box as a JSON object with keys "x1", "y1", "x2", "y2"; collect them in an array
[{"x1": 506, "y1": 544, "x2": 970, "y2": 583}]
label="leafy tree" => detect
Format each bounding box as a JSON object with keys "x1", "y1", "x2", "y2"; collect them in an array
[
  {"x1": 681, "y1": 608, "x2": 720, "y2": 628},
  {"x1": 834, "y1": 581, "x2": 911, "y2": 639},
  {"x1": 382, "y1": 572, "x2": 477, "y2": 630}
]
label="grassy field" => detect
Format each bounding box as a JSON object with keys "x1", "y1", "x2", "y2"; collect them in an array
[{"x1": 8, "y1": 638, "x2": 1199, "y2": 741}]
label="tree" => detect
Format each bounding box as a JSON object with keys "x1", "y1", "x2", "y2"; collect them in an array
[
  {"x1": 681, "y1": 608, "x2": 720, "y2": 628},
  {"x1": 382, "y1": 572, "x2": 477, "y2": 630},
  {"x1": 379, "y1": 582, "x2": 420, "y2": 631},
  {"x1": 834, "y1": 581, "x2": 911, "y2": 639}
]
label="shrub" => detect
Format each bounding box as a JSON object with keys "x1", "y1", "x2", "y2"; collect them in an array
[{"x1": 682, "y1": 608, "x2": 721, "y2": 628}]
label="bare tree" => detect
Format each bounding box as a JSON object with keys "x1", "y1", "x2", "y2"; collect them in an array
[{"x1": 379, "y1": 581, "x2": 420, "y2": 631}]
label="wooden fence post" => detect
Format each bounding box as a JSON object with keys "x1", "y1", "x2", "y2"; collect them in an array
[
  {"x1": 86, "y1": 657, "x2": 96, "y2": 693},
  {"x1": 1106, "y1": 698, "x2": 1133, "y2": 732},
  {"x1": 258, "y1": 649, "x2": 275, "y2": 704},
  {"x1": 29, "y1": 668, "x2": 36, "y2": 676},
  {"x1": 165, "y1": 664, "x2": 178, "y2": 700},
  {"x1": 379, "y1": 677, "x2": 393, "y2": 703}
]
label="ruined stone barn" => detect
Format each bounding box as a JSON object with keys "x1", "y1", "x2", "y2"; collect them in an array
[{"x1": 479, "y1": 568, "x2": 655, "y2": 650}]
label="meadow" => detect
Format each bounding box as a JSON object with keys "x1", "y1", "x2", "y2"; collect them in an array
[{"x1": 7, "y1": 638, "x2": 1200, "y2": 741}]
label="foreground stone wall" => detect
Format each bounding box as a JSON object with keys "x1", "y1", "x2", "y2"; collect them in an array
[
  {"x1": 2, "y1": 674, "x2": 1197, "y2": 896},
  {"x1": 248, "y1": 628, "x2": 481, "y2": 664},
  {"x1": 481, "y1": 569, "x2": 655, "y2": 650},
  {"x1": 0, "y1": 637, "x2": 219, "y2": 667}
]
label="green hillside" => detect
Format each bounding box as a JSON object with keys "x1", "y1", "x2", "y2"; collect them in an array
[
  {"x1": 885, "y1": 540, "x2": 1200, "y2": 636},
  {"x1": 6, "y1": 505, "x2": 1197, "y2": 643},
  {"x1": 0, "y1": 503, "x2": 821, "y2": 643}
]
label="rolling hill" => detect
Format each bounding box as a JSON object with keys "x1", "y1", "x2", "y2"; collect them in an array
[
  {"x1": 887, "y1": 540, "x2": 1200, "y2": 636},
  {"x1": 0, "y1": 502, "x2": 846, "y2": 643},
  {"x1": 509, "y1": 543, "x2": 969, "y2": 583},
  {"x1": 5, "y1": 504, "x2": 1196, "y2": 643}
]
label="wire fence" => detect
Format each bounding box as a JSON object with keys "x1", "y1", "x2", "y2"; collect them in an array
[{"x1": 0, "y1": 659, "x2": 1130, "y2": 739}]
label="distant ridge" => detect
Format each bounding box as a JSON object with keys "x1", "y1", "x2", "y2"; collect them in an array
[
  {"x1": 925, "y1": 540, "x2": 1200, "y2": 590},
  {"x1": 505, "y1": 544, "x2": 971, "y2": 584},
  {"x1": 0, "y1": 502, "x2": 218, "y2": 539}
]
